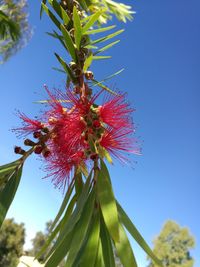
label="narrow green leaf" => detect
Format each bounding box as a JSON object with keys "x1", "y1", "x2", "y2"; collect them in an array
[
  {"x1": 51, "y1": 30, "x2": 66, "y2": 49},
  {"x1": 60, "y1": 24, "x2": 77, "y2": 62},
  {"x1": 43, "y1": 194, "x2": 77, "y2": 261},
  {"x1": 48, "y1": 0, "x2": 70, "y2": 26},
  {"x1": 93, "y1": 56, "x2": 111, "y2": 60},
  {"x1": 50, "y1": 178, "x2": 75, "y2": 231},
  {"x1": 83, "y1": 53, "x2": 93, "y2": 72},
  {"x1": 94, "y1": 240, "x2": 105, "y2": 267},
  {"x1": 46, "y1": 190, "x2": 95, "y2": 267},
  {"x1": 82, "y1": 10, "x2": 103, "y2": 33},
  {"x1": 0, "y1": 160, "x2": 20, "y2": 172},
  {"x1": 41, "y1": 3, "x2": 61, "y2": 30},
  {"x1": 45, "y1": 226, "x2": 74, "y2": 267},
  {"x1": 100, "y1": 216, "x2": 115, "y2": 267},
  {"x1": 64, "y1": 190, "x2": 95, "y2": 267},
  {"x1": 97, "y1": 160, "x2": 119, "y2": 242},
  {"x1": 40, "y1": 0, "x2": 47, "y2": 19},
  {"x1": 92, "y1": 69, "x2": 124, "y2": 85},
  {"x1": 48, "y1": 171, "x2": 93, "y2": 256},
  {"x1": 91, "y1": 79, "x2": 118, "y2": 95},
  {"x1": 94, "y1": 40, "x2": 120, "y2": 55},
  {"x1": 114, "y1": 223, "x2": 138, "y2": 267},
  {"x1": 0, "y1": 165, "x2": 23, "y2": 227},
  {"x1": 91, "y1": 29, "x2": 124, "y2": 45},
  {"x1": 86, "y1": 25, "x2": 116, "y2": 35},
  {"x1": 80, "y1": 211, "x2": 100, "y2": 267},
  {"x1": 54, "y1": 53, "x2": 76, "y2": 82},
  {"x1": 52, "y1": 67, "x2": 65, "y2": 73},
  {"x1": 117, "y1": 202, "x2": 163, "y2": 266},
  {"x1": 73, "y1": 6, "x2": 82, "y2": 50},
  {"x1": 74, "y1": 171, "x2": 83, "y2": 196}
]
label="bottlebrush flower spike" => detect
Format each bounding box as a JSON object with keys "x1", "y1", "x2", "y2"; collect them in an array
[
  {"x1": 13, "y1": 87, "x2": 139, "y2": 187},
  {"x1": 13, "y1": 112, "x2": 44, "y2": 137}
]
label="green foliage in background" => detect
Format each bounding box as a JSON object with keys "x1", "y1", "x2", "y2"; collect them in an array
[
  {"x1": 0, "y1": 0, "x2": 31, "y2": 63},
  {"x1": 147, "y1": 220, "x2": 195, "y2": 267},
  {"x1": 0, "y1": 218, "x2": 25, "y2": 267}
]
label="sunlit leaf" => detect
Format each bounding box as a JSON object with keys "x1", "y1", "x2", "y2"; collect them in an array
[
  {"x1": 0, "y1": 164, "x2": 23, "y2": 227},
  {"x1": 82, "y1": 10, "x2": 104, "y2": 33},
  {"x1": 97, "y1": 160, "x2": 119, "y2": 242},
  {"x1": 50, "y1": 178, "x2": 75, "y2": 231},
  {"x1": 100, "y1": 216, "x2": 115, "y2": 267},
  {"x1": 86, "y1": 25, "x2": 116, "y2": 35},
  {"x1": 48, "y1": 0, "x2": 70, "y2": 26},
  {"x1": 94, "y1": 40, "x2": 120, "y2": 55},
  {"x1": 83, "y1": 53, "x2": 93, "y2": 72},
  {"x1": 60, "y1": 24, "x2": 77, "y2": 62},
  {"x1": 114, "y1": 222, "x2": 138, "y2": 267},
  {"x1": 41, "y1": 3, "x2": 61, "y2": 30},
  {"x1": 54, "y1": 53, "x2": 76, "y2": 82},
  {"x1": 91, "y1": 29, "x2": 124, "y2": 45},
  {"x1": 117, "y1": 201, "x2": 163, "y2": 266},
  {"x1": 79, "y1": 211, "x2": 100, "y2": 267},
  {"x1": 73, "y1": 6, "x2": 82, "y2": 50}
]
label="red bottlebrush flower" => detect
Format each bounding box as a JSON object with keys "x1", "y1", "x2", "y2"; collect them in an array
[
  {"x1": 99, "y1": 94, "x2": 133, "y2": 129},
  {"x1": 100, "y1": 127, "x2": 140, "y2": 162},
  {"x1": 14, "y1": 86, "x2": 140, "y2": 188},
  {"x1": 13, "y1": 112, "x2": 44, "y2": 137}
]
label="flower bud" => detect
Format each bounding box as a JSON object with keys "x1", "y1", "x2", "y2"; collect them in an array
[
  {"x1": 14, "y1": 146, "x2": 25, "y2": 155},
  {"x1": 42, "y1": 148, "x2": 51, "y2": 158},
  {"x1": 24, "y1": 139, "x2": 36, "y2": 146},
  {"x1": 85, "y1": 71, "x2": 94, "y2": 80},
  {"x1": 34, "y1": 145, "x2": 43, "y2": 154},
  {"x1": 33, "y1": 131, "x2": 42, "y2": 139}
]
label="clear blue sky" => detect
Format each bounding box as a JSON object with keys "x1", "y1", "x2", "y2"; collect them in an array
[{"x1": 0, "y1": 0, "x2": 199, "y2": 266}]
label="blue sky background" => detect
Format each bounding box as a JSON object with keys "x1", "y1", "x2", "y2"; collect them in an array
[{"x1": 0, "y1": 0, "x2": 199, "y2": 266}]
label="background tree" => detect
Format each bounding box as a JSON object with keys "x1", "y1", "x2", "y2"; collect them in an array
[
  {"x1": 0, "y1": 0, "x2": 31, "y2": 63},
  {"x1": 147, "y1": 220, "x2": 195, "y2": 267},
  {"x1": 0, "y1": 218, "x2": 25, "y2": 267},
  {"x1": 29, "y1": 221, "x2": 65, "y2": 267}
]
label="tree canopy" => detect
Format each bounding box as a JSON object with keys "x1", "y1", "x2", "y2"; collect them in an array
[
  {"x1": 0, "y1": 0, "x2": 31, "y2": 63},
  {"x1": 147, "y1": 220, "x2": 195, "y2": 267},
  {"x1": 0, "y1": 218, "x2": 25, "y2": 267}
]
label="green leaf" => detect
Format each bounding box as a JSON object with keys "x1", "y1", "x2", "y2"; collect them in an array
[
  {"x1": 83, "y1": 53, "x2": 93, "y2": 72},
  {"x1": 40, "y1": 0, "x2": 47, "y2": 19},
  {"x1": 114, "y1": 223, "x2": 138, "y2": 267},
  {"x1": 91, "y1": 29, "x2": 124, "y2": 45},
  {"x1": 73, "y1": 6, "x2": 82, "y2": 50},
  {"x1": 51, "y1": 30, "x2": 66, "y2": 49},
  {"x1": 65, "y1": 190, "x2": 95, "y2": 267},
  {"x1": 82, "y1": 10, "x2": 104, "y2": 33},
  {"x1": 80, "y1": 211, "x2": 100, "y2": 267},
  {"x1": 97, "y1": 160, "x2": 119, "y2": 242},
  {"x1": 45, "y1": 225, "x2": 75, "y2": 267},
  {"x1": 52, "y1": 67, "x2": 65, "y2": 73},
  {"x1": 54, "y1": 53, "x2": 76, "y2": 82},
  {"x1": 42, "y1": 194, "x2": 77, "y2": 261},
  {"x1": 50, "y1": 178, "x2": 75, "y2": 231},
  {"x1": 48, "y1": 0, "x2": 70, "y2": 26},
  {"x1": 50, "y1": 190, "x2": 95, "y2": 267},
  {"x1": 0, "y1": 165, "x2": 23, "y2": 228},
  {"x1": 92, "y1": 56, "x2": 111, "y2": 60},
  {"x1": 48, "y1": 171, "x2": 93, "y2": 257},
  {"x1": 117, "y1": 202, "x2": 163, "y2": 266},
  {"x1": 91, "y1": 79, "x2": 118, "y2": 95},
  {"x1": 94, "y1": 40, "x2": 120, "y2": 55},
  {"x1": 86, "y1": 25, "x2": 116, "y2": 35},
  {"x1": 100, "y1": 216, "x2": 115, "y2": 267},
  {"x1": 41, "y1": 3, "x2": 61, "y2": 30},
  {"x1": 60, "y1": 24, "x2": 77, "y2": 62},
  {"x1": 94, "y1": 240, "x2": 105, "y2": 267}
]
